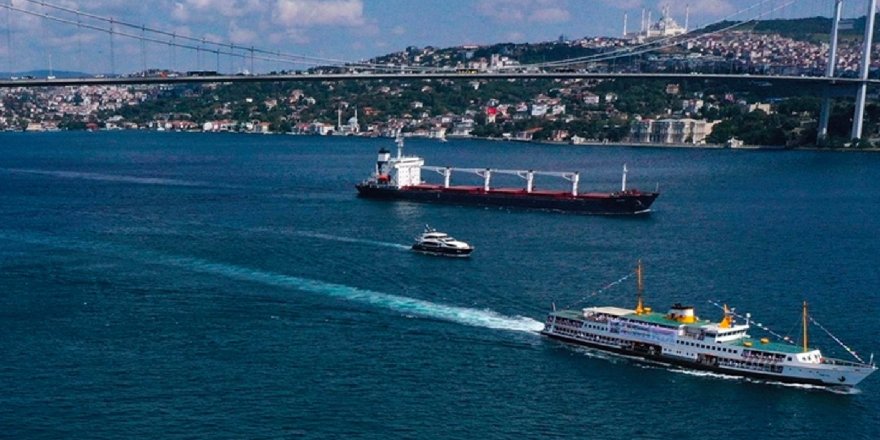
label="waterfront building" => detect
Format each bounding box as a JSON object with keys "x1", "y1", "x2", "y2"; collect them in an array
[{"x1": 630, "y1": 118, "x2": 717, "y2": 145}]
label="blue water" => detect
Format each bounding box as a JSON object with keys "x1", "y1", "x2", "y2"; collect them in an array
[{"x1": 0, "y1": 132, "x2": 878, "y2": 439}]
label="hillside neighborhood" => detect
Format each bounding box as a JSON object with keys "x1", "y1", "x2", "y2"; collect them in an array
[{"x1": 3, "y1": 15, "x2": 879, "y2": 148}]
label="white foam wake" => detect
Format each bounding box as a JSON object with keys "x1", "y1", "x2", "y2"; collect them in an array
[
  {"x1": 4, "y1": 168, "x2": 212, "y2": 187},
  {"x1": 292, "y1": 231, "x2": 411, "y2": 251},
  {"x1": 0, "y1": 231, "x2": 543, "y2": 333},
  {"x1": 158, "y1": 254, "x2": 542, "y2": 332}
]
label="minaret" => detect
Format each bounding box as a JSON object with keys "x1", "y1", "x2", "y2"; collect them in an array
[
  {"x1": 641, "y1": 8, "x2": 646, "y2": 33},
  {"x1": 352, "y1": 107, "x2": 359, "y2": 132},
  {"x1": 337, "y1": 107, "x2": 342, "y2": 132},
  {"x1": 623, "y1": 12, "x2": 628, "y2": 37},
  {"x1": 685, "y1": 4, "x2": 690, "y2": 32}
]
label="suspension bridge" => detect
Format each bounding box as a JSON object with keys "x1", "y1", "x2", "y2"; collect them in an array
[{"x1": 1, "y1": 0, "x2": 879, "y2": 141}]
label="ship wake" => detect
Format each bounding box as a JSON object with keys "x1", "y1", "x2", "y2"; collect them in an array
[
  {"x1": 3, "y1": 168, "x2": 218, "y2": 187},
  {"x1": 0, "y1": 230, "x2": 543, "y2": 334},
  {"x1": 290, "y1": 231, "x2": 411, "y2": 250},
  {"x1": 163, "y1": 254, "x2": 543, "y2": 332}
]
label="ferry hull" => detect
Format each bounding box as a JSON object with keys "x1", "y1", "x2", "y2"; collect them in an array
[
  {"x1": 541, "y1": 331, "x2": 832, "y2": 387},
  {"x1": 356, "y1": 185, "x2": 658, "y2": 215}
]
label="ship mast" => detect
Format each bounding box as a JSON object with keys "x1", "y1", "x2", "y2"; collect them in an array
[
  {"x1": 802, "y1": 300, "x2": 809, "y2": 352},
  {"x1": 635, "y1": 260, "x2": 644, "y2": 314}
]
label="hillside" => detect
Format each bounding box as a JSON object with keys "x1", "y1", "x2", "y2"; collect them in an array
[{"x1": 700, "y1": 14, "x2": 880, "y2": 43}]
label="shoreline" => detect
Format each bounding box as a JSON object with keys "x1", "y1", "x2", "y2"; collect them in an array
[
  {"x1": 455, "y1": 135, "x2": 880, "y2": 153},
  {"x1": 3, "y1": 129, "x2": 878, "y2": 152}
]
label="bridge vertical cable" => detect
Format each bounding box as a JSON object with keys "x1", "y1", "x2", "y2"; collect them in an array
[
  {"x1": 4, "y1": 0, "x2": 11, "y2": 77},
  {"x1": 195, "y1": 38, "x2": 201, "y2": 71},
  {"x1": 109, "y1": 17, "x2": 115, "y2": 75},
  {"x1": 76, "y1": 10, "x2": 83, "y2": 76},
  {"x1": 170, "y1": 33, "x2": 176, "y2": 73},
  {"x1": 141, "y1": 26, "x2": 147, "y2": 73},
  {"x1": 38, "y1": 0, "x2": 52, "y2": 77}
]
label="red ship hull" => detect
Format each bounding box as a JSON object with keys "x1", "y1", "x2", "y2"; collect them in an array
[{"x1": 356, "y1": 183, "x2": 658, "y2": 215}]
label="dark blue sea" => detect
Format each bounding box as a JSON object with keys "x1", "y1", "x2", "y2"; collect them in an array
[{"x1": 1, "y1": 132, "x2": 878, "y2": 439}]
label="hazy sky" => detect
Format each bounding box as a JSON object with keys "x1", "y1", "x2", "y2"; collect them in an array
[{"x1": 0, "y1": 0, "x2": 868, "y2": 74}]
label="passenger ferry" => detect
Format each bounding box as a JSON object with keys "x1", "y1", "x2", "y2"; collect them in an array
[{"x1": 541, "y1": 263, "x2": 877, "y2": 387}]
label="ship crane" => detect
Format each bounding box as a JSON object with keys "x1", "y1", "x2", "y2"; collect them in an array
[{"x1": 421, "y1": 166, "x2": 580, "y2": 195}]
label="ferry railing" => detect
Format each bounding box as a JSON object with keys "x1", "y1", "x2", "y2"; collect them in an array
[{"x1": 823, "y1": 357, "x2": 872, "y2": 368}]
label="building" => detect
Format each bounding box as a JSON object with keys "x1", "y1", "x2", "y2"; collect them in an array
[
  {"x1": 630, "y1": 118, "x2": 716, "y2": 145},
  {"x1": 626, "y1": 5, "x2": 687, "y2": 42}
]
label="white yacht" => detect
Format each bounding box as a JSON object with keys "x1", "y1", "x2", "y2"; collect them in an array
[{"x1": 411, "y1": 226, "x2": 473, "y2": 257}]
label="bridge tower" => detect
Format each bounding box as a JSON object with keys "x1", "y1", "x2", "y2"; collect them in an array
[
  {"x1": 818, "y1": 0, "x2": 878, "y2": 145},
  {"x1": 818, "y1": 0, "x2": 844, "y2": 142},
  {"x1": 851, "y1": 0, "x2": 878, "y2": 142}
]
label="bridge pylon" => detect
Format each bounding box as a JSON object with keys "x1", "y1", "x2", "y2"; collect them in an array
[
  {"x1": 818, "y1": 0, "x2": 844, "y2": 144},
  {"x1": 851, "y1": 0, "x2": 878, "y2": 143}
]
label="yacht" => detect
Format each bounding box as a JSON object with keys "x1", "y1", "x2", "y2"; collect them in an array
[{"x1": 412, "y1": 226, "x2": 473, "y2": 257}]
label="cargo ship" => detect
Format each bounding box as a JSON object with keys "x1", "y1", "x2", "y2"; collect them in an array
[
  {"x1": 542, "y1": 262, "x2": 877, "y2": 388},
  {"x1": 355, "y1": 138, "x2": 659, "y2": 215}
]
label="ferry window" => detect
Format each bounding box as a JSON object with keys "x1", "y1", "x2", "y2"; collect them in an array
[{"x1": 787, "y1": 357, "x2": 792, "y2": 361}]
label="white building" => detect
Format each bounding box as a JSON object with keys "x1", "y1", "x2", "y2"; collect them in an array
[
  {"x1": 626, "y1": 5, "x2": 687, "y2": 42},
  {"x1": 630, "y1": 118, "x2": 716, "y2": 145}
]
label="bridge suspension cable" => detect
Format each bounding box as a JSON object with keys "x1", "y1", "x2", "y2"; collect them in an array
[
  {"x1": 518, "y1": 0, "x2": 796, "y2": 70},
  {"x1": 10, "y1": 0, "x2": 428, "y2": 73},
  {"x1": 0, "y1": 0, "x2": 852, "y2": 77},
  {"x1": 0, "y1": 2, "x2": 297, "y2": 70}
]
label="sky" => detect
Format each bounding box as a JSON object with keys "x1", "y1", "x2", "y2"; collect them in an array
[{"x1": 0, "y1": 0, "x2": 869, "y2": 74}]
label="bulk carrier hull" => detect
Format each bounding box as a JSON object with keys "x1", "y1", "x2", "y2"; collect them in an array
[
  {"x1": 356, "y1": 184, "x2": 658, "y2": 215},
  {"x1": 356, "y1": 137, "x2": 659, "y2": 215}
]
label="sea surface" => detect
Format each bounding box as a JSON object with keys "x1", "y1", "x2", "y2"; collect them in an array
[{"x1": 1, "y1": 132, "x2": 878, "y2": 439}]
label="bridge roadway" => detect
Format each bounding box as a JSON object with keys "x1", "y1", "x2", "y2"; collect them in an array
[{"x1": 1, "y1": 72, "x2": 878, "y2": 88}]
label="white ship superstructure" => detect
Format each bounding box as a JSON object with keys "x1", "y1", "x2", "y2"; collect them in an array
[
  {"x1": 370, "y1": 137, "x2": 424, "y2": 188},
  {"x1": 542, "y1": 264, "x2": 877, "y2": 387}
]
